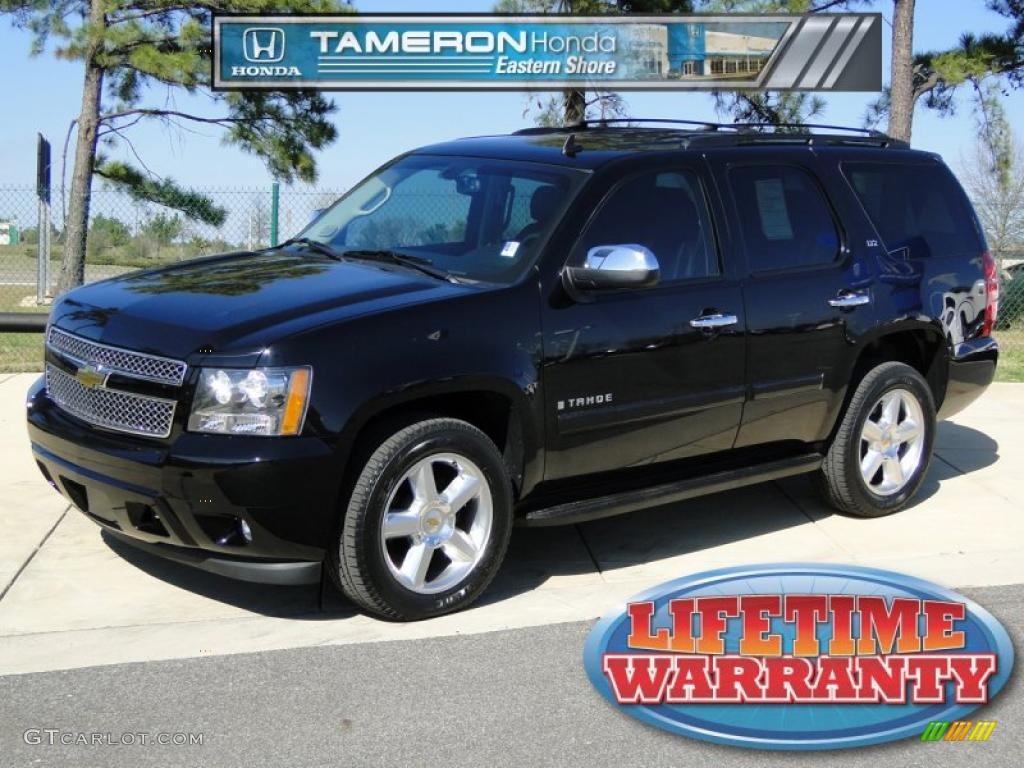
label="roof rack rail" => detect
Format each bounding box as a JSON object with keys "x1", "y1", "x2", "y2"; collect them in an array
[
  {"x1": 730, "y1": 122, "x2": 892, "y2": 139},
  {"x1": 513, "y1": 118, "x2": 734, "y2": 135},
  {"x1": 514, "y1": 118, "x2": 898, "y2": 141}
]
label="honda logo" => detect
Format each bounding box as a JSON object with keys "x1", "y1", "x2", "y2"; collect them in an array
[{"x1": 242, "y1": 27, "x2": 285, "y2": 63}]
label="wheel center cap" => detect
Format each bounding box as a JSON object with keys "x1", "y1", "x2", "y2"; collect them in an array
[{"x1": 420, "y1": 506, "x2": 453, "y2": 544}]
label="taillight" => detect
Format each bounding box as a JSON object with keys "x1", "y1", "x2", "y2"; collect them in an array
[{"x1": 981, "y1": 250, "x2": 1000, "y2": 337}]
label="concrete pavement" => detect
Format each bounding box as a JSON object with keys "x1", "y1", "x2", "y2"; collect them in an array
[
  {"x1": 2, "y1": 584, "x2": 1021, "y2": 768},
  {"x1": 1, "y1": 372, "x2": 1022, "y2": 675}
]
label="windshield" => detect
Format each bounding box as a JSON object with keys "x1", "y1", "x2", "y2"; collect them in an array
[{"x1": 295, "y1": 154, "x2": 586, "y2": 283}]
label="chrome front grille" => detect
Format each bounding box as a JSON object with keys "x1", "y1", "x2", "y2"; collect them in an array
[
  {"x1": 45, "y1": 364, "x2": 177, "y2": 439},
  {"x1": 47, "y1": 326, "x2": 187, "y2": 386}
]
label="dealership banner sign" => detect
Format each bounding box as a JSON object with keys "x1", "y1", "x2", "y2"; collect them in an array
[
  {"x1": 213, "y1": 14, "x2": 882, "y2": 91},
  {"x1": 583, "y1": 564, "x2": 1013, "y2": 750}
]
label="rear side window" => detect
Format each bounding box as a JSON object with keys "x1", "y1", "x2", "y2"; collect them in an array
[
  {"x1": 841, "y1": 161, "x2": 984, "y2": 259},
  {"x1": 729, "y1": 165, "x2": 841, "y2": 272}
]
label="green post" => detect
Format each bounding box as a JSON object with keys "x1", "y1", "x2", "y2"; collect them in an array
[{"x1": 270, "y1": 182, "x2": 280, "y2": 247}]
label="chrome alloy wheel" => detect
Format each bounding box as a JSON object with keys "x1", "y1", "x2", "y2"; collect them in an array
[
  {"x1": 859, "y1": 388, "x2": 926, "y2": 496},
  {"x1": 380, "y1": 452, "x2": 493, "y2": 595}
]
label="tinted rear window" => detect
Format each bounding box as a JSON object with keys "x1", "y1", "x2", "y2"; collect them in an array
[
  {"x1": 841, "y1": 161, "x2": 984, "y2": 259},
  {"x1": 729, "y1": 165, "x2": 841, "y2": 272}
]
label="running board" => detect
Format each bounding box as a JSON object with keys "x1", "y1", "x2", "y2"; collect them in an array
[{"x1": 519, "y1": 453, "x2": 823, "y2": 527}]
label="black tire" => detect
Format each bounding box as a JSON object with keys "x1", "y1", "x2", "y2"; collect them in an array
[
  {"x1": 817, "y1": 361, "x2": 936, "y2": 518},
  {"x1": 329, "y1": 418, "x2": 513, "y2": 621}
]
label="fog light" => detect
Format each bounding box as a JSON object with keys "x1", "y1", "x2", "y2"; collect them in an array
[{"x1": 239, "y1": 519, "x2": 252, "y2": 543}]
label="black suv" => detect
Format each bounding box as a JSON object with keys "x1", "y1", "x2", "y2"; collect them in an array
[{"x1": 27, "y1": 121, "x2": 999, "y2": 620}]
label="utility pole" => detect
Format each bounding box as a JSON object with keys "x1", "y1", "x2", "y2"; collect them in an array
[
  {"x1": 270, "y1": 182, "x2": 280, "y2": 247},
  {"x1": 36, "y1": 134, "x2": 52, "y2": 303}
]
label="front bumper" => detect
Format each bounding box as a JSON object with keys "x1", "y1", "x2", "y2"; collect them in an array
[{"x1": 26, "y1": 376, "x2": 337, "y2": 585}]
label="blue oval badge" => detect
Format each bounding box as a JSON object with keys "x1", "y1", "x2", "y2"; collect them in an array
[{"x1": 583, "y1": 564, "x2": 1014, "y2": 750}]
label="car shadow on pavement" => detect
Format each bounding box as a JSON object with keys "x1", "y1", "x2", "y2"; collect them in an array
[
  {"x1": 934, "y1": 419, "x2": 1001, "y2": 473},
  {"x1": 100, "y1": 531, "x2": 357, "y2": 620},
  {"x1": 478, "y1": 484, "x2": 816, "y2": 610},
  {"x1": 100, "y1": 422, "x2": 999, "y2": 620},
  {"x1": 909, "y1": 420, "x2": 1001, "y2": 502}
]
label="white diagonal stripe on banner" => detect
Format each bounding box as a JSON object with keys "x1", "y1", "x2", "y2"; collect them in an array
[
  {"x1": 798, "y1": 16, "x2": 860, "y2": 89},
  {"x1": 763, "y1": 16, "x2": 835, "y2": 88},
  {"x1": 822, "y1": 16, "x2": 875, "y2": 89}
]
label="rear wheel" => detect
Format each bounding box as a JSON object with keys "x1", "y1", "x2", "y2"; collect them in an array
[
  {"x1": 330, "y1": 418, "x2": 513, "y2": 620},
  {"x1": 817, "y1": 362, "x2": 936, "y2": 517}
]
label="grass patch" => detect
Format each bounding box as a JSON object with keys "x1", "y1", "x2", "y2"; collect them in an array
[
  {"x1": 0, "y1": 243, "x2": 204, "y2": 290},
  {"x1": 0, "y1": 285, "x2": 50, "y2": 313},
  {"x1": 0, "y1": 240, "x2": 237, "y2": 271},
  {"x1": 84, "y1": 245, "x2": 197, "y2": 269},
  {"x1": 0, "y1": 333, "x2": 43, "y2": 373},
  {"x1": 994, "y1": 330, "x2": 1024, "y2": 382}
]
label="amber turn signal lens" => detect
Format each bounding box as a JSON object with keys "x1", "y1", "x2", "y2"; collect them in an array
[{"x1": 280, "y1": 368, "x2": 311, "y2": 436}]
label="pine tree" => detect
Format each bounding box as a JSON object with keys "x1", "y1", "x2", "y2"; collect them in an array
[
  {"x1": 1, "y1": 1, "x2": 350, "y2": 295},
  {"x1": 866, "y1": 2, "x2": 1023, "y2": 141},
  {"x1": 703, "y1": 0, "x2": 869, "y2": 130},
  {"x1": 495, "y1": 0, "x2": 696, "y2": 125}
]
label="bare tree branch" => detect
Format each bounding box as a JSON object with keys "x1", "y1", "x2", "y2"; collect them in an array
[
  {"x1": 960, "y1": 138, "x2": 1024, "y2": 259},
  {"x1": 58, "y1": 117, "x2": 79, "y2": 242},
  {"x1": 108, "y1": 6, "x2": 193, "y2": 25},
  {"x1": 97, "y1": 108, "x2": 278, "y2": 126},
  {"x1": 103, "y1": 125, "x2": 160, "y2": 180},
  {"x1": 810, "y1": 0, "x2": 857, "y2": 10}
]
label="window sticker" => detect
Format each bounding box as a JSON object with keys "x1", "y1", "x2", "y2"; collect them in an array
[
  {"x1": 500, "y1": 240, "x2": 521, "y2": 258},
  {"x1": 754, "y1": 178, "x2": 794, "y2": 241}
]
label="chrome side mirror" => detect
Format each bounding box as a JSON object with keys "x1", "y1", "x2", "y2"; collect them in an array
[{"x1": 564, "y1": 244, "x2": 661, "y2": 292}]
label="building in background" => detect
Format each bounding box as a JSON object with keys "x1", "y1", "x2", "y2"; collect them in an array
[
  {"x1": 626, "y1": 23, "x2": 780, "y2": 79},
  {"x1": 0, "y1": 221, "x2": 20, "y2": 245}
]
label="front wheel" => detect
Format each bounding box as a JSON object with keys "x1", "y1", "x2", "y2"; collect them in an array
[
  {"x1": 817, "y1": 361, "x2": 936, "y2": 517},
  {"x1": 330, "y1": 418, "x2": 513, "y2": 620}
]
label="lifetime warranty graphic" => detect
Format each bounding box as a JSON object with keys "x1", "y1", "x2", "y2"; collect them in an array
[
  {"x1": 213, "y1": 14, "x2": 882, "y2": 91},
  {"x1": 583, "y1": 564, "x2": 1014, "y2": 750}
]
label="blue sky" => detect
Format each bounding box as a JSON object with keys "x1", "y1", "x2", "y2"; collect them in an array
[{"x1": 0, "y1": 0, "x2": 1018, "y2": 194}]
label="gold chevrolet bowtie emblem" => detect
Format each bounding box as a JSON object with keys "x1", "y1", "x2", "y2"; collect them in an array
[{"x1": 74, "y1": 364, "x2": 107, "y2": 389}]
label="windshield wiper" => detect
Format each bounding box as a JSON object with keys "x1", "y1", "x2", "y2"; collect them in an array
[
  {"x1": 341, "y1": 249, "x2": 459, "y2": 283},
  {"x1": 279, "y1": 237, "x2": 343, "y2": 261}
]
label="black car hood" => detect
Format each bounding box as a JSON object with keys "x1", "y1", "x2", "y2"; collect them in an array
[{"x1": 49, "y1": 250, "x2": 465, "y2": 360}]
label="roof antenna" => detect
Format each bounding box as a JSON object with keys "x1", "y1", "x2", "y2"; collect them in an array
[{"x1": 562, "y1": 133, "x2": 581, "y2": 158}]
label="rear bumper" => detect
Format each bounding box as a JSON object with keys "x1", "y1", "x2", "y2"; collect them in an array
[
  {"x1": 26, "y1": 376, "x2": 337, "y2": 585},
  {"x1": 938, "y1": 336, "x2": 999, "y2": 420}
]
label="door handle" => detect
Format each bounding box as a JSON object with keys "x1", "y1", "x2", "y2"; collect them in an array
[
  {"x1": 828, "y1": 291, "x2": 871, "y2": 308},
  {"x1": 690, "y1": 313, "x2": 739, "y2": 329}
]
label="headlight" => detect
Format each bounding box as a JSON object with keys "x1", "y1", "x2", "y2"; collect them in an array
[{"x1": 188, "y1": 366, "x2": 312, "y2": 436}]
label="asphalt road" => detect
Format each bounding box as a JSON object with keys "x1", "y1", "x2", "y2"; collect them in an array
[{"x1": 1, "y1": 584, "x2": 1020, "y2": 768}]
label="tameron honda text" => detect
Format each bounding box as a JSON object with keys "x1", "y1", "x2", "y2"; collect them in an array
[
  {"x1": 213, "y1": 15, "x2": 883, "y2": 90},
  {"x1": 583, "y1": 564, "x2": 1013, "y2": 750}
]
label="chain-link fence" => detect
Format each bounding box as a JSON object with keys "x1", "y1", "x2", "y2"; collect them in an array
[
  {"x1": 1, "y1": 183, "x2": 342, "y2": 371},
  {"x1": 995, "y1": 252, "x2": 1024, "y2": 381},
  {"x1": 2, "y1": 183, "x2": 1024, "y2": 377}
]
